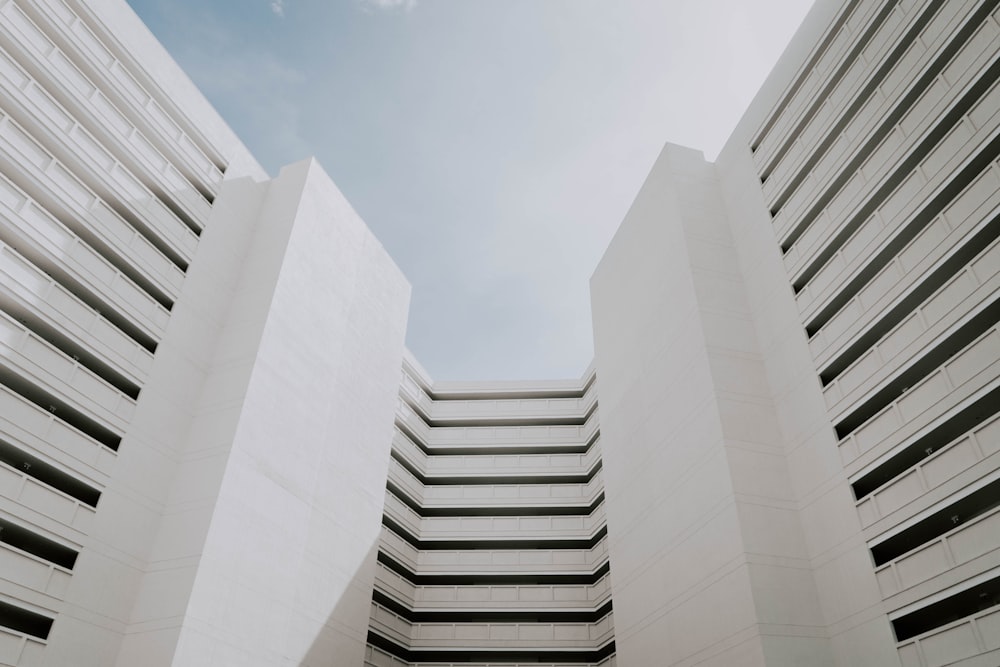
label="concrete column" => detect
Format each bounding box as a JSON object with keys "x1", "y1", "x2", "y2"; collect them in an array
[
  {"x1": 591, "y1": 144, "x2": 833, "y2": 666},
  {"x1": 112, "y1": 159, "x2": 410, "y2": 667}
]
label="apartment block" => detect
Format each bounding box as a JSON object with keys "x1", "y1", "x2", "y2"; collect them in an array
[
  {"x1": 364, "y1": 357, "x2": 612, "y2": 665},
  {"x1": 0, "y1": 0, "x2": 997, "y2": 665}
]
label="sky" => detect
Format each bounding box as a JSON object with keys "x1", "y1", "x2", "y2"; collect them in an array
[{"x1": 125, "y1": 0, "x2": 814, "y2": 381}]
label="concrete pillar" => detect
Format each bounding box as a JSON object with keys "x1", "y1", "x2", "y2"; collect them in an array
[{"x1": 591, "y1": 144, "x2": 833, "y2": 666}]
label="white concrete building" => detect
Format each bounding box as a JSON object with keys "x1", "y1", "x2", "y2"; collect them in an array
[{"x1": 0, "y1": 0, "x2": 997, "y2": 665}]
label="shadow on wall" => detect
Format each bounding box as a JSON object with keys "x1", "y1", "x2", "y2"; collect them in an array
[{"x1": 298, "y1": 538, "x2": 381, "y2": 666}]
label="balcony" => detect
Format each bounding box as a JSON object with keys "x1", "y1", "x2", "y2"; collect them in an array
[{"x1": 0, "y1": 241, "x2": 153, "y2": 381}]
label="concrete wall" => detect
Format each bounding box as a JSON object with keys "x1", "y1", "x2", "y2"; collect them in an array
[
  {"x1": 0, "y1": 0, "x2": 411, "y2": 662},
  {"x1": 113, "y1": 159, "x2": 409, "y2": 667},
  {"x1": 713, "y1": 0, "x2": 1000, "y2": 664},
  {"x1": 591, "y1": 144, "x2": 836, "y2": 666},
  {"x1": 35, "y1": 168, "x2": 271, "y2": 667},
  {"x1": 0, "y1": 0, "x2": 273, "y2": 662},
  {"x1": 714, "y1": 120, "x2": 900, "y2": 667},
  {"x1": 593, "y1": 0, "x2": 1000, "y2": 664}
]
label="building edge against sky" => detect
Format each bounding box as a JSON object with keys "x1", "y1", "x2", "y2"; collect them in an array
[
  {"x1": 0, "y1": 2, "x2": 998, "y2": 667},
  {"x1": 592, "y1": 0, "x2": 1000, "y2": 664}
]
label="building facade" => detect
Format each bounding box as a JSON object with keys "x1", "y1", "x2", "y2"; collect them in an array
[
  {"x1": 365, "y1": 358, "x2": 613, "y2": 665},
  {"x1": 0, "y1": 0, "x2": 997, "y2": 665}
]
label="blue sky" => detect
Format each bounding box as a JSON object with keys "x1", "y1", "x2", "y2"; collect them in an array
[{"x1": 125, "y1": 0, "x2": 813, "y2": 381}]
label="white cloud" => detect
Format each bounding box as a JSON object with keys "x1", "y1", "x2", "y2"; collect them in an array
[
  {"x1": 270, "y1": 0, "x2": 285, "y2": 17},
  {"x1": 361, "y1": 0, "x2": 416, "y2": 12}
]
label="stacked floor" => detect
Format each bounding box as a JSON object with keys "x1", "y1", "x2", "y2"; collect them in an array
[
  {"x1": 751, "y1": 0, "x2": 1000, "y2": 663},
  {"x1": 364, "y1": 357, "x2": 615, "y2": 666}
]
